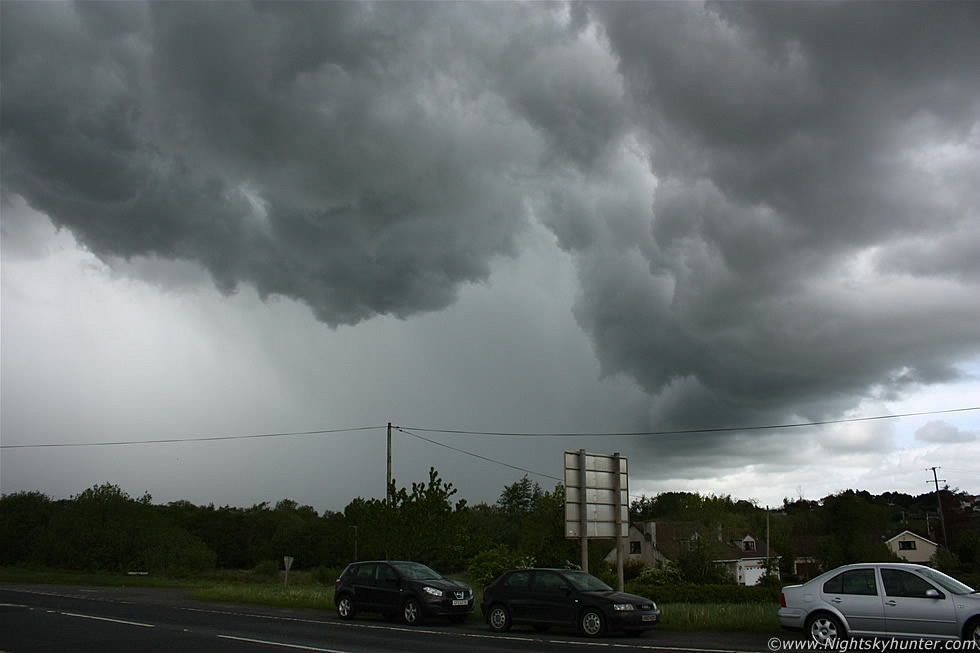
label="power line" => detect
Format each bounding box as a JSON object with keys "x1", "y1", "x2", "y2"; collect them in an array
[
  {"x1": 0, "y1": 426, "x2": 386, "y2": 449},
  {"x1": 2, "y1": 405, "x2": 976, "y2": 450},
  {"x1": 395, "y1": 427, "x2": 562, "y2": 483},
  {"x1": 396, "y1": 406, "x2": 980, "y2": 437}
]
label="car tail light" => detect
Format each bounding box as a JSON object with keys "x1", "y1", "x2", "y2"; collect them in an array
[{"x1": 780, "y1": 592, "x2": 786, "y2": 608}]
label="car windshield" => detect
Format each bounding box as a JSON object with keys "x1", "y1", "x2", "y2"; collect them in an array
[
  {"x1": 562, "y1": 571, "x2": 613, "y2": 592},
  {"x1": 917, "y1": 568, "x2": 975, "y2": 595},
  {"x1": 391, "y1": 562, "x2": 443, "y2": 580}
]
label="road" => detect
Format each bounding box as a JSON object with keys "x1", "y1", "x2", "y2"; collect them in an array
[{"x1": 0, "y1": 583, "x2": 784, "y2": 653}]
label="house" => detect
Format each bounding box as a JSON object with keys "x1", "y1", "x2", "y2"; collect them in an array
[
  {"x1": 714, "y1": 533, "x2": 775, "y2": 586},
  {"x1": 790, "y1": 535, "x2": 820, "y2": 579},
  {"x1": 608, "y1": 522, "x2": 778, "y2": 586},
  {"x1": 609, "y1": 521, "x2": 703, "y2": 567},
  {"x1": 885, "y1": 530, "x2": 938, "y2": 564}
]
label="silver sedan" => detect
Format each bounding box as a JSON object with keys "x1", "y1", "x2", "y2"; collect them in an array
[{"x1": 778, "y1": 563, "x2": 980, "y2": 645}]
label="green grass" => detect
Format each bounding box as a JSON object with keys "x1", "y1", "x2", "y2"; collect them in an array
[
  {"x1": 657, "y1": 603, "x2": 781, "y2": 632},
  {"x1": 0, "y1": 567, "x2": 781, "y2": 631},
  {"x1": 188, "y1": 584, "x2": 335, "y2": 610}
]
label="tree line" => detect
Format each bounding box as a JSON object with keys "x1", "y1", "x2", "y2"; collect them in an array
[{"x1": 2, "y1": 471, "x2": 978, "y2": 584}]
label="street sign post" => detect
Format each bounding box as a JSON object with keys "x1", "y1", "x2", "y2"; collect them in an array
[
  {"x1": 284, "y1": 556, "x2": 294, "y2": 587},
  {"x1": 564, "y1": 450, "x2": 628, "y2": 589}
]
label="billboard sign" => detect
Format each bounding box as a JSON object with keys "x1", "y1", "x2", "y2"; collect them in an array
[{"x1": 564, "y1": 450, "x2": 628, "y2": 539}]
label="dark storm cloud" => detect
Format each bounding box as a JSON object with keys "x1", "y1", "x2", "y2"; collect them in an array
[
  {"x1": 568, "y1": 1, "x2": 980, "y2": 435},
  {"x1": 2, "y1": 0, "x2": 979, "y2": 453},
  {"x1": 1, "y1": 1, "x2": 558, "y2": 324}
]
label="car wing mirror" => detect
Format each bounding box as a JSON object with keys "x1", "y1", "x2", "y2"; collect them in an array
[{"x1": 925, "y1": 589, "x2": 943, "y2": 599}]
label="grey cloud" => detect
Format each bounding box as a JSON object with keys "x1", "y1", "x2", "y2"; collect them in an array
[
  {"x1": 915, "y1": 420, "x2": 977, "y2": 444},
  {"x1": 557, "y1": 2, "x2": 980, "y2": 435},
  {"x1": 1, "y1": 1, "x2": 551, "y2": 326}
]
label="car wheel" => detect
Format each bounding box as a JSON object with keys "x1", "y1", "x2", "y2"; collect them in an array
[
  {"x1": 965, "y1": 618, "x2": 980, "y2": 645},
  {"x1": 487, "y1": 604, "x2": 511, "y2": 632},
  {"x1": 448, "y1": 614, "x2": 467, "y2": 625},
  {"x1": 336, "y1": 595, "x2": 356, "y2": 620},
  {"x1": 402, "y1": 597, "x2": 423, "y2": 626},
  {"x1": 580, "y1": 608, "x2": 605, "y2": 638},
  {"x1": 806, "y1": 613, "x2": 844, "y2": 648}
]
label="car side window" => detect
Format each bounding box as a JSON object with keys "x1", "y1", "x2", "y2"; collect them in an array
[
  {"x1": 881, "y1": 569, "x2": 941, "y2": 599},
  {"x1": 355, "y1": 563, "x2": 375, "y2": 580},
  {"x1": 823, "y1": 569, "x2": 877, "y2": 596},
  {"x1": 533, "y1": 571, "x2": 565, "y2": 591},
  {"x1": 503, "y1": 571, "x2": 530, "y2": 588},
  {"x1": 376, "y1": 564, "x2": 397, "y2": 582}
]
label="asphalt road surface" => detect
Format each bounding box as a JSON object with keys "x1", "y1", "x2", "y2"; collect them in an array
[{"x1": 0, "y1": 583, "x2": 784, "y2": 653}]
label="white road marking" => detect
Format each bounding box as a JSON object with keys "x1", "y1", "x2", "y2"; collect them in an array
[
  {"x1": 57, "y1": 611, "x2": 155, "y2": 628},
  {"x1": 218, "y1": 635, "x2": 352, "y2": 652}
]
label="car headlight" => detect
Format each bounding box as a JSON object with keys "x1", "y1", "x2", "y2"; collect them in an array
[
  {"x1": 422, "y1": 586, "x2": 444, "y2": 597},
  {"x1": 613, "y1": 603, "x2": 636, "y2": 611}
]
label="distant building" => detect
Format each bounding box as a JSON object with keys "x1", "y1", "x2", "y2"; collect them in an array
[
  {"x1": 714, "y1": 533, "x2": 774, "y2": 586},
  {"x1": 885, "y1": 530, "x2": 938, "y2": 564}
]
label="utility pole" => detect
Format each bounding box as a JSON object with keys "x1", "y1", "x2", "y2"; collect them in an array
[
  {"x1": 927, "y1": 467, "x2": 948, "y2": 547},
  {"x1": 386, "y1": 422, "x2": 392, "y2": 562},
  {"x1": 387, "y1": 422, "x2": 392, "y2": 506}
]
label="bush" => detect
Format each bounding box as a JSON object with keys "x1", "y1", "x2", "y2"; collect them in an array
[
  {"x1": 140, "y1": 529, "x2": 216, "y2": 577},
  {"x1": 625, "y1": 581, "x2": 781, "y2": 604},
  {"x1": 468, "y1": 545, "x2": 520, "y2": 586},
  {"x1": 638, "y1": 562, "x2": 684, "y2": 586},
  {"x1": 253, "y1": 560, "x2": 281, "y2": 582},
  {"x1": 311, "y1": 566, "x2": 342, "y2": 585}
]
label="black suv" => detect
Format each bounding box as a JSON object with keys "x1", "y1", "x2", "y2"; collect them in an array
[
  {"x1": 481, "y1": 568, "x2": 660, "y2": 637},
  {"x1": 335, "y1": 560, "x2": 474, "y2": 625}
]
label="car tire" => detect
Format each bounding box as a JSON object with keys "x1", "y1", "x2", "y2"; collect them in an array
[
  {"x1": 580, "y1": 608, "x2": 605, "y2": 638},
  {"x1": 336, "y1": 595, "x2": 356, "y2": 620},
  {"x1": 806, "y1": 613, "x2": 845, "y2": 648},
  {"x1": 487, "y1": 604, "x2": 511, "y2": 632},
  {"x1": 965, "y1": 618, "x2": 980, "y2": 645},
  {"x1": 402, "y1": 597, "x2": 423, "y2": 626}
]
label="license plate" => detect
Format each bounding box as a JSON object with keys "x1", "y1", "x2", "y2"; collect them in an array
[
  {"x1": 452, "y1": 600, "x2": 468, "y2": 606},
  {"x1": 642, "y1": 614, "x2": 658, "y2": 622}
]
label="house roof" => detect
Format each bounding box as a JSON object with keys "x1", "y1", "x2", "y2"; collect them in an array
[{"x1": 885, "y1": 530, "x2": 938, "y2": 547}]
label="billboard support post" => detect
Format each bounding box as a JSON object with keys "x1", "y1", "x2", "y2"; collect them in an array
[
  {"x1": 579, "y1": 449, "x2": 589, "y2": 574},
  {"x1": 564, "y1": 450, "x2": 629, "y2": 587},
  {"x1": 614, "y1": 452, "x2": 624, "y2": 592}
]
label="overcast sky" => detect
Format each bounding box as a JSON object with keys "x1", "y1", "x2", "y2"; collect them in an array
[{"x1": 2, "y1": 1, "x2": 979, "y2": 514}]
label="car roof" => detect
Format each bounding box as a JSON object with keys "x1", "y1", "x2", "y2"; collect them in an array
[{"x1": 830, "y1": 562, "x2": 930, "y2": 571}]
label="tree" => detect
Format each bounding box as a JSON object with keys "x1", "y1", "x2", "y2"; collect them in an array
[
  {"x1": 817, "y1": 491, "x2": 897, "y2": 568},
  {"x1": 0, "y1": 491, "x2": 54, "y2": 565}
]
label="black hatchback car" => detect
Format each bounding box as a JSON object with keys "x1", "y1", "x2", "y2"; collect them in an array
[
  {"x1": 482, "y1": 568, "x2": 660, "y2": 637},
  {"x1": 335, "y1": 560, "x2": 474, "y2": 625}
]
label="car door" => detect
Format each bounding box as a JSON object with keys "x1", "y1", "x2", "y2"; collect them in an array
[
  {"x1": 880, "y1": 568, "x2": 958, "y2": 638},
  {"x1": 819, "y1": 568, "x2": 886, "y2": 636},
  {"x1": 498, "y1": 570, "x2": 533, "y2": 621},
  {"x1": 373, "y1": 562, "x2": 403, "y2": 613},
  {"x1": 350, "y1": 563, "x2": 378, "y2": 609},
  {"x1": 528, "y1": 570, "x2": 578, "y2": 626}
]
